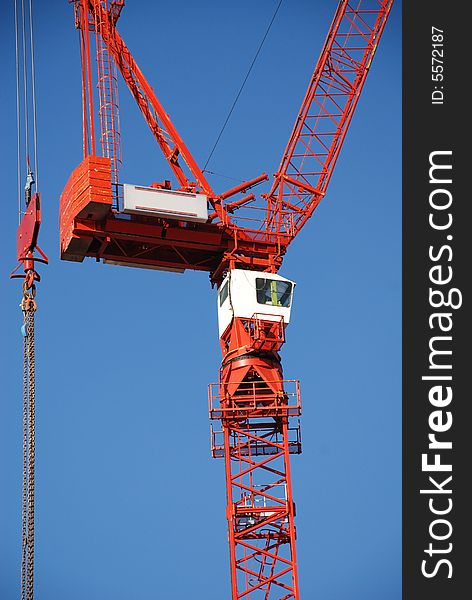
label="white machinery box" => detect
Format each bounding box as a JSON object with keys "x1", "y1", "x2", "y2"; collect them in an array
[{"x1": 123, "y1": 183, "x2": 208, "y2": 223}]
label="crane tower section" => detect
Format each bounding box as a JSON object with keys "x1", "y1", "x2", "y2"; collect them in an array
[{"x1": 212, "y1": 270, "x2": 301, "y2": 598}]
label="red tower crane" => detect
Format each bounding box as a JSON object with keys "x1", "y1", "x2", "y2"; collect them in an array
[{"x1": 60, "y1": 1, "x2": 394, "y2": 598}]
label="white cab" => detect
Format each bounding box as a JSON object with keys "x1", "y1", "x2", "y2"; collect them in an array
[{"x1": 217, "y1": 269, "x2": 296, "y2": 336}]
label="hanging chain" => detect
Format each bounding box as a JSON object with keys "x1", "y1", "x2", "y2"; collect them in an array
[
  {"x1": 20, "y1": 282, "x2": 37, "y2": 600},
  {"x1": 21, "y1": 322, "x2": 28, "y2": 600}
]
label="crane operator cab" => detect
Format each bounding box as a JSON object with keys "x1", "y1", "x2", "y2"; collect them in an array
[{"x1": 217, "y1": 269, "x2": 296, "y2": 337}]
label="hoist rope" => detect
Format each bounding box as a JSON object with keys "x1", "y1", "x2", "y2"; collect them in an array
[
  {"x1": 20, "y1": 286, "x2": 37, "y2": 600},
  {"x1": 14, "y1": 0, "x2": 40, "y2": 217},
  {"x1": 21, "y1": 0, "x2": 30, "y2": 167},
  {"x1": 28, "y1": 0, "x2": 39, "y2": 191},
  {"x1": 203, "y1": 0, "x2": 284, "y2": 171},
  {"x1": 203, "y1": 169, "x2": 242, "y2": 182},
  {"x1": 14, "y1": 0, "x2": 21, "y2": 223}
]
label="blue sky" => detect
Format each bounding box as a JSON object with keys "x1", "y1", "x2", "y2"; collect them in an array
[{"x1": 0, "y1": 1, "x2": 401, "y2": 598}]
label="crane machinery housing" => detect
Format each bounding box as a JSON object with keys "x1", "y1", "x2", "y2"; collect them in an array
[{"x1": 13, "y1": 1, "x2": 394, "y2": 598}]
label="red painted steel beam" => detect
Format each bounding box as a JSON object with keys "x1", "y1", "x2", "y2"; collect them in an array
[
  {"x1": 77, "y1": 0, "x2": 96, "y2": 156},
  {"x1": 220, "y1": 173, "x2": 268, "y2": 201},
  {"x1": 66, "y1": 215, "x2": 286, "y2": 277}
]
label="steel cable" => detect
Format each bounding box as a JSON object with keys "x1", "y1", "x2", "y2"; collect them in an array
[
  {"x1": 203, "y1": 0, "x2": 284, "y2": 171},
  {"x1": 14, "y1": 0, "x2": 22, "y2": 222},
  {"x1": 20, "y1": 0, "x2": 30, "y2": 167},
  {"x1": 28, "y1": 0, "x2": 39, "y2": 190},
  {"x1": 15, "y1": 0, "x2": 40, "y2": 211}
]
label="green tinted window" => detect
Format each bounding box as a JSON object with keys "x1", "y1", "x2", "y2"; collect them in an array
[
  {"x1": 219, "y1": 281, "x2": 229, "y2": 306},
  {"x1": 255, "y1": 278, "x2": 292, "y2": 308}
]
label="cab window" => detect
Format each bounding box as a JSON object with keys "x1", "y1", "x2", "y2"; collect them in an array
[
  {"x1": 255, "y1": 278, "x2": 292, "y2": 308},
  {"x1": 219, "y1": 281, "x2": 229, "y2": 306}
]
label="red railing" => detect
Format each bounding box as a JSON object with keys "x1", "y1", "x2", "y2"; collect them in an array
[{"x1": 208, "y1": 379, "x2": 301, "y2": 421}]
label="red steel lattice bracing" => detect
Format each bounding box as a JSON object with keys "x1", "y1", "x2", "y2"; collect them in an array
[
  {"x1": 263, "y1": 0, "x2": 393, "y2": 239},
  {"x1": 210, "y1": 316, "x2": 301, "y2": 599}
]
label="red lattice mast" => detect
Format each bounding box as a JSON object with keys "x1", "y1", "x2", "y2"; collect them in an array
[{"x1": 210, "y1": 315, "x2": 302, "y2": 599}]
